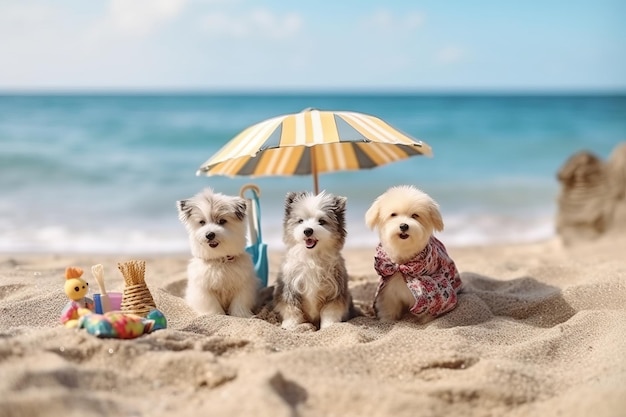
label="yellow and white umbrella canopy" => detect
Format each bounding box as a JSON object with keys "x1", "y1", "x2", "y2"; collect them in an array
[{"x1": 197, "y1": 108, "x2": 433, "y2": 194}]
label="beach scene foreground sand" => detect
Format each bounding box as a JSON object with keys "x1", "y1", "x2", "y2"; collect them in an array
[
  {"x1": 2, "y1": 1, "x2": 625, "y2": 414},
  {"x1": 1, "y1": 234, "x2": 625, "y2": 417}
]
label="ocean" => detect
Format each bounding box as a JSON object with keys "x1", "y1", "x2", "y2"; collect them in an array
[{"x1": 1, "y1": 93, "x2": 624, "y2": 254}]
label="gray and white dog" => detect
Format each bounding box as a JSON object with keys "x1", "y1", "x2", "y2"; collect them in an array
[
  {"x1": 177, "y1": 188, "x2": 258, "y2": 317},
  {"x1": 273, "y1": 191, "x2": 352, "y2": 330}
]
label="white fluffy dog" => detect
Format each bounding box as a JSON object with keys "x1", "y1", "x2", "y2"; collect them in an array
[
  {"x1": 365, "y1": 185, "x2": 462, "y2": 321},
  {"x1": 273, "y1": 191, "x2": 352, "y2": 330},
  {"x1": 177, "y1": 188, "x2": 258, "y2": 317}
]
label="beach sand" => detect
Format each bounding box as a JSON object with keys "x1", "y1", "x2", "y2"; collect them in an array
[{"x1": 1, "y1": 235, "x2": 625, "y2": 417}]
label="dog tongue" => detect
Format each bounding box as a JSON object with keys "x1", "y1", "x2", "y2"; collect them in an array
[{"x1": 305, "y1": 238, "x2": 317, "y2": 249}]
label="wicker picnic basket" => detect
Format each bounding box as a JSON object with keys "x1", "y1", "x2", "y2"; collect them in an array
[{"x1": 118, "y1": 260, "x2": 156, "y2": 317}]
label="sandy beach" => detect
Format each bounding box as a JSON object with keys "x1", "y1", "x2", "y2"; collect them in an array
[
  {"x1": 2, "y1": 1, "x2": 625, "y2": 415},
  {"x1": 1, "y1": 233, "x2": 625, "y2": 417}
]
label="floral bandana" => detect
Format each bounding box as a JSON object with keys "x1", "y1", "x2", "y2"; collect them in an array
[{"x1": 373, "y1": 236, "x2": 462, "y2": 317}]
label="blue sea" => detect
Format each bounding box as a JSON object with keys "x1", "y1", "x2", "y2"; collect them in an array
[{"x1": 1, "y1": 93, "x2": 624, "y2": 254}]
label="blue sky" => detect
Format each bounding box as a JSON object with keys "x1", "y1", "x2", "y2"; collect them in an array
[{"x1": 0, "y1": 0, "x2": 624, "y2": 92}]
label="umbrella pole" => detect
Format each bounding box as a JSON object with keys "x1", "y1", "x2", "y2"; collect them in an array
[
  {"x1": 311, "y1": 147, "x2": 319, "y2": 194},
  {"x1": 313, "y1": 172, "x2": 319, "y2": 195}
]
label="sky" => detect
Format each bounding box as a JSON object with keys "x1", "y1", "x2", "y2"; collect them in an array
[{"x1": 0, "y1": 0, "x2": 625, "y2": 92}]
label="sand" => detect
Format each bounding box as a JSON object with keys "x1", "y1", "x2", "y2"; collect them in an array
[{"x1": 1, "y1": 235, "x2": 625, "y2": 417}]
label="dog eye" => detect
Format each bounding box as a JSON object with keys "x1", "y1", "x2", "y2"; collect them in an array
[
  {"x1": 218, "y1": 219, "x2": 227, "y2": 225},
  {"x1": 319, "y1": 219, "x2": 326, "y2": 226},
  {"x1": 412, "y1": 213, "x2": 420, "y2": 219},
  {"x1": 390, "y1": 213, "x2": 397, "y2": 217},
  {"x1": 298, "y1": 219, "x2": 303, "y2": 224},
  {"x1": 199, "y1": 220, "x2": 206, "y2": 226}
]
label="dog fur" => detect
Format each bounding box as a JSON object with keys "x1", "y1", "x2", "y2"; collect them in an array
[
  {"x1": 177, "y1": 188, "x2": 258, "y2": 317},
  {"x1": 365, "y1": 185, "x2": 461, "y2": 321},
  {"x1": 273, "y1": 191, "x2": 352, "y2": 330}
]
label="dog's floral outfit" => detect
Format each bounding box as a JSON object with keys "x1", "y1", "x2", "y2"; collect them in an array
[{"x1": 374, "y1": 236, "x2": 462, "y2": 317}]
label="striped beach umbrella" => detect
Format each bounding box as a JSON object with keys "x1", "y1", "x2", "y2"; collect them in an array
[{"x1": 197, "y1": 108, "x2": 433, "y2": 194}]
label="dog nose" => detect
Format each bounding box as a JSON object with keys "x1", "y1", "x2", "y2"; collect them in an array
[
  {"x1": 399, "y1": 223, "x2": 409, "y2": 232},
  {"x1": 303, "y1": 228, "x2": 314, "y2": 237},
  {"x1": 206, "y1": 232, "x2": 216, "y2": 241}
]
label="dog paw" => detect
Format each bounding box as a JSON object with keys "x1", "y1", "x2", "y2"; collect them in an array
[
  {"x1": 319, "y1": 320, "x2": 340, "y2": 330},
  {"x1": 279, "y1": 317, "x2": 316, "y2": 332},
  {"x1": 376, "y1": 313, "x2": 401, "y2": 322},
  {"x1": 199, "y1": 308, "x2": 226, "y2": 316},
  {"x1": 229, "y1": 309, "x2": 253, "y2": 318},
  {"x1": 280, "y1": 318, "x2": 299, "y2": 330},
  {"x1": 291, "y1": 323, "x2": 317, "y2": 333}
]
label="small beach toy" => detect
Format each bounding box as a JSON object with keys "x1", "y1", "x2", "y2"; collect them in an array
[
  {"x1": 78, "y1": 313, "x2": 114, "y2": 336},
  {"x1": 240, "y1": 184, "x2": 269, "y2": 287},
  {"x1": 63, "y1": 267, "x2": 94, "y2": 308},
  {"x1": 77, "y1": 308, "x2": 166, "y2": 338},
  {"x1": 91, "y1": 264, "x2": 111, "y2": 313},
  {"x1": 61, "y1": 263, "x2": 166, "y2": 338},
  {"x1": 61, "y1": 267, "x2": 94, "y2": 327},
  {"x1": 108, "y1": 291, "x2": 123, "y2": 310},
  {"x1": 94, "y1": 291, "x2": 123, "y2": 313},
  {"x1": 78, "y1": 311, "x2": 155, "y2": 339},
  {"x1": 146, "y1": 308, "x2": 167, "y2": 330},
  {"x1": 61, "y1": 301, "x2": 80, "y2": 327},
  {"x1": 60, "y1": 302, "x2": 92, "y2": 328},
  {"x1": 118, "y1": 260, "x2": 156, "y2": 317}
]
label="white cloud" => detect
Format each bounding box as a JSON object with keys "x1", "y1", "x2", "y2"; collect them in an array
[
  {"x1": 436, "y1": 46, "x2": 467, "y2": 64},
  {"x1": 0, "y1": 2, "x2": 58, "y2": 24},
  {"x1": 106, "y1": 0, "x2": 187, "y2": 36},
  {"x1": 81, "y1": 0, "x2": 189, "y2": 54},
  {"x1": 0, "y1": 3, "x2": 79, "y2": 85},
  {"x1": 200, "y1": 9, "x2": 302, "y2": 39},
  {"x1": 0, "y1": 1, "x2": 192, "y2": 88},
  {"x1": 362, "y1": 9, "x2": 425, "y2": 32}
]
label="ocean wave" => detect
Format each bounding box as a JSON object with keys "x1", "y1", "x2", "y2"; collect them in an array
[
  {"x1": 1, "y1": 94, "x2": 621, "y2": 254},
  {"x1": 0, "y1": 211, "x2": 555, "y2": 254},
  {"x1": 0, "y1": 226, "x2": 190, "y2": 255}
]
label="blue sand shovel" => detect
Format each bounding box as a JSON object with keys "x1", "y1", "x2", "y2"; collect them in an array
[{"x1": 240, "y1": 184, "x2": 269, "y2": 287}]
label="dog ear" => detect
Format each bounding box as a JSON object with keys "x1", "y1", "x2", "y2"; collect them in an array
[
  {"x1": 284, "y1": 191, "x2": 306, "y2": 218},
  {"x1": 333, "y1": 195, "x2": 347, "y2": 225},
  {"x1": 364, "y1": 198, "x2": 380, "y2": 230},
  {"x1": 177, "y1": 199, "x2": 192, "y2": 222},
  {"x1": 285, "y1": 191, "x2": 305, "y2": 204},
  {"x1": 427, "y1": 201, "x2": 444, "y2": 232},
  {"x1": 232, "y1": 197, "x2": 247, "y2": 221},
  {"x1": 333, "y1": 196, "x2": 347, "y2": 212}
]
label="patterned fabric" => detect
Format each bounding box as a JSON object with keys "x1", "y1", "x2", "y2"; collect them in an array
[{"x1": 374, "y1": 236, "x2": 462, "y2": 317}]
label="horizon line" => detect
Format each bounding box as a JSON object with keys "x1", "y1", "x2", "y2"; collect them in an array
[{"x1": 1, "y1": 87, "x2": 625, "y2": 97}]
